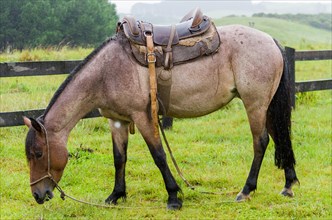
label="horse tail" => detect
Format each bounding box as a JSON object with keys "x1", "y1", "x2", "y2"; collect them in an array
[{"x1": 267, "y1": 40, "x2": 296, "y2": 169}]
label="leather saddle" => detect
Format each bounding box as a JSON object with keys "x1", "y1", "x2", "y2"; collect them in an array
[{"x1": 118, "y1": 8, "x2": 221, "y2": 69}]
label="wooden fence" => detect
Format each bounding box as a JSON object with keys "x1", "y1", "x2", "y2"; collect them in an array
[
  {"x1": 285, "y1": 48, "x2": 332, "y2": 107},
  {"x1": 0, "y1": 48, "x2": 331, "y2": 127}
]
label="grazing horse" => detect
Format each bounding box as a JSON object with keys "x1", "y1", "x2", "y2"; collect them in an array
[{"x1": 24, "y1": 24, "x2": 298, "y2": 210}]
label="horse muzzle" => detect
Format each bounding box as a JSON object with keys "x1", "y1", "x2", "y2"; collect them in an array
[{"x1": 33, "y1": 189, "x2": 54, "y2": 204}]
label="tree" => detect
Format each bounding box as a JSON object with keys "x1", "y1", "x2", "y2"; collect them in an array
[
  {"x1": 0, "y1": 0, "x2": 25, "y2": 50},
  {"x1": 0, "y1": 0, "x2": 118, "y2": 50},
  {"x1": 58, "y1": 0, "x2": 118, "y2": 46}
]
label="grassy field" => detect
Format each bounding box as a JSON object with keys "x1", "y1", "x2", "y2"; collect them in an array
[
  {"x1": 0, "y1": 17, "x2": 331, "y2": 219},
  {"x1": 215, "y1": 16, "x2": 332, "y2": 49}
]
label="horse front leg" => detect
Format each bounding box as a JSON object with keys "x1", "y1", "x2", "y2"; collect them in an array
[
  {"x1": 105, "y1": 119, "x2": 129, "y2": 205},
  {"x1": 132, "y1": 112, "x2": 182, "y2": 210}
]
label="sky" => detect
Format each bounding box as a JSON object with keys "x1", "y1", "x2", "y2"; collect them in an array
[
  {"x1": 112, "y1": 0, "x2": 331, "y2": 13},
  {"x1": 112, "y1": 1, "x2": 160, "y2": 13}
]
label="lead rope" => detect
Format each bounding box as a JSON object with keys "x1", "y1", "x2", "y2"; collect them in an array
[
  {"x1": 32, "y1": 119, "x2": 230, "y2": 209},
  {"x1": 54, "y1": 182, "x2": 146, "y2": 209},
  {"x1": 58, "y1": 184, "x2": 167, "y2": 209}
]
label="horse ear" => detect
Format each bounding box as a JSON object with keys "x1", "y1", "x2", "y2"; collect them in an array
[{"x1": 29, "y1": 117, "x2": 43, "y2": 133}]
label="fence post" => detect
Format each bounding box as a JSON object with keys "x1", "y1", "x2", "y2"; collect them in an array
[{"x1": 285, "y1": 47, "x2": 296, "y2": 108}]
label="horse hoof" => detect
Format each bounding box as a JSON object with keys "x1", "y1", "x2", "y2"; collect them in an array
[
  {"x1": 105, "y1": 197, "x2": 117, "y2": 205},
  {"x1": 235, "y1": 192, "x2": 251, "y2": 202},
  {"x1": 280, "y1": 188, "x2": 294, "y2": 197},
  {"x1": 167, "y1": 198, "x2": 182, "y2": 210},
  {"x1": 105, "y1": 191, "x2": 126, "y2": 205}
]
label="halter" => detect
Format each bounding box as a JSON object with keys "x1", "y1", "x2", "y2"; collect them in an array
[{"x1": 29, "y1": 122, "x2": 65, "y2": 198}]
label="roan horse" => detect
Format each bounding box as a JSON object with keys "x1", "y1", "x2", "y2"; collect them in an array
[{"x1": 24, "y1": 14, "x2": 299, "y2": 210}]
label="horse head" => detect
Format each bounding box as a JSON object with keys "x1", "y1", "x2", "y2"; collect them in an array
[{"x1": 23, "y1": 117, "x2": 68, "y2": 204}]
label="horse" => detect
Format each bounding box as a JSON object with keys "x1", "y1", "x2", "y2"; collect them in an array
[{"x1": 23, "y1": 23, "x2": 299, "y2": 210}]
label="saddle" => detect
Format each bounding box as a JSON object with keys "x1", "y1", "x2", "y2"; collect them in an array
[
  {"x1": 117, "y1": 8, "x2": 221, "y2": 135},
  {"x1": 118, "y1": 8, "x2": 221, "y2": 69}
]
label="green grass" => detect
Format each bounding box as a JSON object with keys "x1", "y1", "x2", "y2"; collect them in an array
[
  {"x1": 0, "y1": 17, "x2": 331, "y2": 219},
  {"x1": 1, "y1": 94, "x2": 331, "y2": 219}
]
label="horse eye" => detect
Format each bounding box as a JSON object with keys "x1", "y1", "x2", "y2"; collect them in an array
[{"x1": 35, "y1": 151, "x2": 43, "y2": 159}]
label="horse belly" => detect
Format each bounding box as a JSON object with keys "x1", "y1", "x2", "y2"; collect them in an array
[{"x1": 165, "y1": 56, "x2": 236, "y2": 118}]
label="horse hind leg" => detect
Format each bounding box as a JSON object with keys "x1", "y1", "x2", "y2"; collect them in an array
[
  {"x1": 266, "y1": 104, "x2": 299, "y2": 198},
  {"x1": 132, "y1": 112, "x2": 182, "y2": 210},
  {"x1": 236, "y1": 108, "x2": 270, "y2": 202},
  {"x1": 105, "y1": 119, "x2": 129, "y2": 205}
]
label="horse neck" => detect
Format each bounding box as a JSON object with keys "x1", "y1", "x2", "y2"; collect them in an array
[
  {"x1": 43, "y1": 48, "x2": 110, "y2": 138},
  {"x1": 44, "y1": 73, "x2": 99, "y2": 138},
  {"x1": 43, "y1": 36, "x2": 131, "y2": 140}
]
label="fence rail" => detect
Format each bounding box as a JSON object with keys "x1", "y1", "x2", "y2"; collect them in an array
[
  {"x1": 295, "y1": 50, "x2": 332, "y2": 61},
  {"x1": 0, "y1": 60, "x2": 80, "y2": 77},
  {"x1": 295, "y1": 79, "x2": 332, "y2": 93},
  {"x1": 1, "y1": 48, "x2": 331, "y2": 127}
]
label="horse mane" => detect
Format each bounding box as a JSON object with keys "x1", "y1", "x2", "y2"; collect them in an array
[{"x1": 41, "y1": 36, "x2": 116, "y2": 119}]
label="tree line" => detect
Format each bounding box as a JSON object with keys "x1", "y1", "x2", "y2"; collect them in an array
[
  {"x1": 253, "y1": 13, "x2": 331, "y2": 31},
  {"x1": 0, "y1": 0, "x2": 119, "y2": 51}
]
